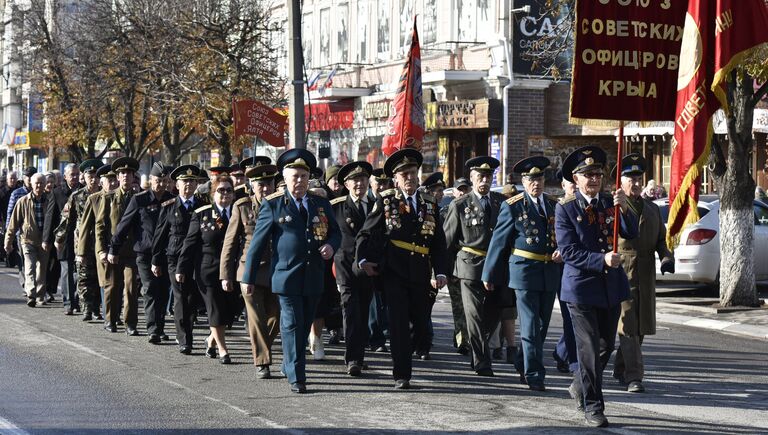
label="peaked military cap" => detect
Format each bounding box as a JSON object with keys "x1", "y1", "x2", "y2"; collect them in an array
[
  {"x1": 310, "y1": 167, "x2": 324, "y2": 180},
  {"x1": 229, "y1": 163, "x2": 244, "y2": 175},
  {"x1": 170, "y1": 164, "x2": 202, "y2": 181},
  {"x1": 245, "y1": 163, "x2": 278, "y2": 181},
  {"x1": 338, "y1": 161, "x2": 373, "y2": 182},
  {"x1": 111, "y1": 157, "x2": 139, "y2": 173},
  {"x1": 465, "y1": 156, "x2": 500, "y2": 175},
  {"x1": 422, "y1": 172, "x2": 445, "y2": 189},
  {"x1": 454, "y1": 177, "x2": 471, "y2": 190},
  {"x1": 207, "y1": 166, "x2": 229, "y2": 175},
  {"x1": 23, "y1": 167, "x2": 37, "y2": 177},
  {"x1": 561, "y1": 146, "x2": 607, "y2": 183},
  {"x1": 371, "y1": 168, "x2": 389, "y2": 181},
  {"x1": 513, "y1": 156, "x2": 550, "y2": 178},
  {"x1": 150, "y1": 162, "x2": 174, "y2": 177},
  {"x1": 240, "y1": 156, "x2": 271, "y2": 169},
  {"x1": 613, "y1": 153, "x2": 646, "y2": 178},
  {"x1": 384, "y1": 148, "x2": 422, "y2": 178},
  {"x1": 79, "y1": 159, "x2": 102, "y2": 174},
  {"x1": 278, "y1": 148, "x2": 317, "y2": 172},
  {"x1": 96, "y1": 164, "x2": 115, "y2": 178},
  {"x1": 325, "y1": 165, "x2": 342, "y2": 183}
]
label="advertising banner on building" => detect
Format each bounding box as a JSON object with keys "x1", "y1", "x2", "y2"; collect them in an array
[{"x1": 569, "y1": 0, "x2": 687, "y2": 125}]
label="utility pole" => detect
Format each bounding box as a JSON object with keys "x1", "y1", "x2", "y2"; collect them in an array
[{"x1": 287, "y1": 0, "x2": 305, "y2": 149}]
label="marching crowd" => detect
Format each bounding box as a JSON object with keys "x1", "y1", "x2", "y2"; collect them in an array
[{"x1": 1, "y1": 144, "x2": 674, "y2": 428}]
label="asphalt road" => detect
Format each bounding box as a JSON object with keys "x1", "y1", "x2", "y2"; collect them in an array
[{"x1": 0, "y1": 268, "x2": 766, "y2": 434}]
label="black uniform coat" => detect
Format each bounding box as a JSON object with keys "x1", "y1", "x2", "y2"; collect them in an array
[
  {"x1": 152, "y1": 195, "x2": 209, "y2": 268},
  {"x1": 177, "y1": 204, "x2": 230, "y2": 287},
  {"x1": 44, "y1": 183, "x2": 80, "y2": 259},
  {"x1": 331, "y1": 193, "x2": 376, "y2": 288},
  {"x1": 111, "y1": 189, "x2": 174, "y2": 256}
]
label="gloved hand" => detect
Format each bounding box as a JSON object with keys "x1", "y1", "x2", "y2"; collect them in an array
[{"x1": 660, "y1": 258, "x2": 675, "y2": 275}]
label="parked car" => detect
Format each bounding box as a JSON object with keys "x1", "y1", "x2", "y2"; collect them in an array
[{"x1": 654, "y1": 197, "x2": 768, "y2": 291}]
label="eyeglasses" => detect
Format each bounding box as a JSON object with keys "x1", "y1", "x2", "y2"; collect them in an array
[
  {"x1": 582, "y1": 172, "x2": 604, "y2": 180},
  {"x1": 216, "y1": 188, "x2": 233, "y2": 194}
]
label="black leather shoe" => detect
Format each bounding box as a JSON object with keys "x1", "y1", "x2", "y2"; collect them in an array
[
  {"x1": 374, "y1": 345, "x2": 388, "y2": 353},
  {"x1": 627, "y1": 381, "x2": 645, "y2": 393},
  {"x1": 219, "y1": 354, "x2": 231, "y2": 364},
  {"x1": 416, "y1": 351, "x2": 430, "y2": 361},
  {"x1": 126, "y1": 327, "x2": 139, "y2": 336},
  {"x1": 457, "y1": 345, "x2": 470, "y2": 355},
  {"x1": 116, "y1": 320, "x2": 124, "y2": 326},
  {"x1": 568, "y1": 380, "x2": 585, "y2": 412},
  {"x1": 104, "y1": 323, "x2": 117, "y2": 333},
  {"x1": 148, "y1": 334, "x2": 161, "y2": 344},
  {"x1": 178, "y1": 346, "x2": 192, "y2": 355},
  {"x1": 290, "y1": 382, "x2": 307, "y2": 393},
  {"x1": 528, "y1": 383, "x2": 546, "y2": 392},
  {"x1": 27, "y1": 299, "x2": 36, "y2": 308},
  {"x1": 65, "y1": 308, "x2": 74, "y2": 316},
  {"x1": 160, "y1": 334, "x2": 170, "y2": 341},
  {"x1": 553, "y1": 351, "x2": 570, "y2": 373},
  {"x1": 394, "y1": 379, "x2": 411, "y2": 389},
  {"x1": 476, "y1": 368, "x2": 495, "y2": 377},
  {"x1": 96, "y1": 313, "x2": 104, "y2": 320},
  {"x1": 82, "y1": 312, "x2": 93, "y2": 321},
  {"x1": 585, "y1": 411, "x2": 609, "y2": 427},
  {"x1": 327, "y1": 329, "x2": 341, "y2": 345},
  {"x1": 206, "y1": 346, "x2": 218, "y2": 359},
  {"x1": 347, "y1": 364, "x2": 362, "y2": 377},
  {"x1": 256, "y1": 365, "x2": 271, "y2": 379}
]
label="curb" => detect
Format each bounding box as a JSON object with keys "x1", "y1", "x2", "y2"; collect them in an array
[{"x1": 656, "y1": 311, "x2": 768, "y2": 341}]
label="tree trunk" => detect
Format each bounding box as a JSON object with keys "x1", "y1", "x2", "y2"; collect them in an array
[{"x1": 714, "y1": 72, "x2": 759, "y2": 307}]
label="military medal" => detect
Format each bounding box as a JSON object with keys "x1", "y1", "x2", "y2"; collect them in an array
[
  {"x1": 285, "y1": 215, "x2": 292, "y2": 222},
  {"x1": 472, "y1": 218, "x2": 477, "y2": 225}
]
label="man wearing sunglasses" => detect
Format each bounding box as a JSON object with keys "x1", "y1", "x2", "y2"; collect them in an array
[{"x1": 555, "y1": 146, "x2": 638, "y2": 428}]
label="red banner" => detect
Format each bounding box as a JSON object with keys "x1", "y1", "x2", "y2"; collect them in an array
[
  {"x1": 305, "y1": 100, "x2": 354, "y2": 132},
  {"x1": 667, "y1": 0, "x2": 768, "y2": 248},
  {"x1": 232, "y1": 100, "x2": 287, "y2": 147},
  {"x1": 570, "y1": 0, "x2": 687, "y2": 125},
  {"x1": 382, "y1": 17, "x2": 424, "y2": 156}
]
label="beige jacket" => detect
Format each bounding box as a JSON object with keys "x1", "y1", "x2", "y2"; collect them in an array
[{"x1": 5, "y1": 192, "x2": 50, "y2": 247}]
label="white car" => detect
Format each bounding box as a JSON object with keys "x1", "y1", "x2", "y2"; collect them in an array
[{"x1": 654, "y1": 197, "x2": 768, "y2": 290}]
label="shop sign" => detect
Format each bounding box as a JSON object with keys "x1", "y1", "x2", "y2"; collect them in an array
[
  {"x1": 364, "y1": 100, "x2": 391, "y2": 119},
  {"x1": 305, "y1": 100, "x2": 355, "y2": 132},
  {"x1": 426, "y1": 99, "x2": 491, "y2": 130}
]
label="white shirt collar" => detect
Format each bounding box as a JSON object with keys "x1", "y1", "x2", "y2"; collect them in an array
[
  {"x1": 216, "y1": 205, "x2": 230, "y2": 216},
  {"x1": 349, "y1": 192, "x2": 368, "y2": 204},
  {"x1": 472, "y1": 190, "x2": 488, "y2": 201},
  {"x1": 580, "y1": 190, "x2": 598, "y2": 204},
  {"x1": 179, "y1": 195, "x2": 194, "y2": 204}
]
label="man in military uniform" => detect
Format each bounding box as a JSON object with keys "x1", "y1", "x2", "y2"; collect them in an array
[
  {"x1": 444, "y1": 157, "x2": 505, "y2": 376},
  {"x1": 367, "y1": 168, "x2": 391, "y2": 353},
  {"x1": 612, "y1": 154, "x2": 674, "y2": 393},
  {"x1": 330, "y1": 161, "x2": 376, "y2": 376},
  {"x1": 445, "y1": 176, "x2": 472, "y2": 356},
  {"x1": 356, "y1": 149, "x2": 448, "y2": 389},
  {"x1": 196, "y1": 166, "x2": 227, "y2": 196},
  {"x1": 111, "y1": 162, "x2": 174, "y2": 343},
  {"x1": 96, "y1": 157, "x2": 141, "y2": 334},
  {"x1": 324, "y1": 164, "x2": 343, "y2": 199},
  {"x1": 229, "y1": 161, "x2": 250, "y2": 200},
  {"x1": 56, "y1": 160, "x2": 103, "y2": 320},
  {"x1": 555, "y1": 146, "x2": 638, "y2": 427},
  {"x1": 370, "y1": 168, "x2": 393, "y2": 195},
  {"x1": 553, "y1": 169, "x2": 579, "y2": 374},
  {"x1": 44, "y1": 163, "x2": 81, "y2": 314},
  {"x1": 483, "y1": 156, "x2": 561, "y2": 389},
  {"x1": 241, "y1": 149, "x2": 341, "y2": 394},
  {"x1": 152, "y1": 165, "x2": 207, "y2": 354},
  {"x1": 220, "y1": 157, "x2": 280, "y2": 378}
]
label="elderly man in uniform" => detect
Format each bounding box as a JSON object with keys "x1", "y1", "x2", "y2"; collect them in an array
[
  {"x1": 57, "y1": 160, "x2": 103, "y2": 320},
  {"x1": 612, "y1": 154, "x2": 674, "y2": 393},
  {"x1": 370, "y1": 168, "x2": 393, "y2": 195},
  {"x1": 111, "y1": 162, "x2": 174, "y2": 343},
  {"x1": 553, "y1": 169, "x2": 579, "y2": 374},
  {"x1": 556, "y1": 146, "x2": 638, "y2": 427},
  {"x1": 241, "y1": 149, "x2": 341, "y2": 394},
  {"x1": 152, "y1": 165, "x2": 207, "y2": 354},
  {"x1": 444, "y1": 157, "x2": 505, "y2": 375},
  {"x1": 330, "y1": 161, "x2": 376, "y2": 376},
  {"x1": 96, "y1": 157, "x2": 141, "y2": 335},
  {"x1": 367, "y1": 168, "x2": 391, "y2": 354},
  {"x1": 445, "y1": 176, "x2": 472, "y2": 356},
  {"x1": 483, "y1": 157, "x2": 561, "y2": 389},
  {"x1": 221, "y1": 157, "x2": 280, "y2": 378},
  {"x1": 356, "y1": 149, "x2": 448, "y2": 389}
]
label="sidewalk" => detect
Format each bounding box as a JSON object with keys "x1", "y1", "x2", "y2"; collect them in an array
[{"x1": 655, "y1": 296, "x2": 768, "y2": 341}]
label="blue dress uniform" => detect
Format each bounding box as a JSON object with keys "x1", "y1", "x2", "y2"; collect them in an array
[
  {"x1": 330, "y1": 161, "x2": 376, "y2": 375},
  {"x1": 355, "y1": 149, "x2": 449, "y2": 389},
  {"x1": 555, "y1": 146, "x2": 638, "y2": 427},
  {"x1": 241, "y1": 149, "x2": 341, "y2": 392},
  {"x1": 482, "y1": 156, "x2": 560, "y2": 390}
]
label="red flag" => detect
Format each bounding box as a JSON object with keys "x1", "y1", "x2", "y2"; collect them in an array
[
  {"x1": 232, "y1": 99, "x2": 287, "y2": 148},
  {"x1": 381, "y1": 17, "x2": 424, "y2": 157},
  {"x1": 667, "y1": 0, "x2": 768, "y2": 248}
]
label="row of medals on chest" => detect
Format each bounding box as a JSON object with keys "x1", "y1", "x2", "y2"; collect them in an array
[
  {"x1": 518, "y1": 212, "x2": 558, "y2": 247},
  {"x1": 276, "y1": 207, "x2": 329, "y2": 240},
  {"x1": 577, "y1": 206, "x2": 615, "y2": 246},
  {"x1": 383, "y1": 197, "x2": 436, "y2": 236}
]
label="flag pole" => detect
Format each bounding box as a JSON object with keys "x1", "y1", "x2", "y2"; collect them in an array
[{"x1": 612, "y1": 121, "x2": 624, "y2": 252}]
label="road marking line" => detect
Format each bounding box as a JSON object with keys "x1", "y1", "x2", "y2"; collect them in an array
[{"x1": 0, "y1": 415, "x2": 30, "y2": 435}]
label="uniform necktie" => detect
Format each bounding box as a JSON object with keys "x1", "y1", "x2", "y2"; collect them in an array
[
  {"x1": 184, "y1": 199, "x2": 192, "y2": 210},
  {"x1": 536, "y1": 198, "x2": 545, "y2": 217},
  {"x1": 358, "y1": 199, "x2": 366, "y2": 217},
  {"x1": 481, "y1": 196, "x2": 491, "y2": 220},
  {"x1": 221, "y1": 208, "x2": 228, "y2": 222},
  {"x1": 408, "y1": 196, "x2": 416, "y2": 215},
  {"x1": 298, "y1": 199, "x2": 309, "y2": 223}
]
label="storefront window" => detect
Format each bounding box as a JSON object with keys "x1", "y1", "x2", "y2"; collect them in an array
[
  {"x1": 422, "y1": 0, "x2": 437, "y2": 45},
  {"x1": 336, "y1": 4, "x2": 349, "y2": 63},
  {"x1": 302, "y1": 14, "x2": 313, "y2": 68},
  {"x1": 320, "y1": 8, "x2": 330, "y2": 66},
  {"x1": 399, "y1": 0, "x2": 414, "y2": 55},
  {"x1": 377, "y1": 0, "x2": 390, "y2": 61},
  {"x1": 357, "y1": 1, "x2": 368, "y2": 62}
]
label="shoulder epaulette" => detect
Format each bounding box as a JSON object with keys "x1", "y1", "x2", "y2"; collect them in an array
[
  {"x1": 330, "y1": 195, "x2": 347, "y2": 205},
  {"x1": 194, "y1": 204, "x2": 212, "y2": 213},
  {"x1": 560, "y1": 194, "x2": 577, "y2": 205},
  {"x1": 505, "y1": 192, "x2": 525, "y2": 205},
  {"x1": 135, "y1": 190, "x2": 150, "y2": 197},
  {"x1": 544, "y1": 193, "x2": 558, "y2": 204},
  {"x1": 421, "y1": 193, "x2": 436, "y2": 203},
  {"x1": 380, "y1": 188, "x2": 396, "y2": 197},
  {"x1": 265, "y1": 191, "x2": 283, "y2": 201},
  {"x1": 161, "y1": 198, "x2": 176, "y2": 207},
  {"x1": 234, "y1": 197, "x2": 251, "y2": 206}
]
